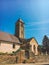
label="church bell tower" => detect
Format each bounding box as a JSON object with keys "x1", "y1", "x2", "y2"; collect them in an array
[{"x1": 15, "y1": 18, "x2": 24, "y2": 39}]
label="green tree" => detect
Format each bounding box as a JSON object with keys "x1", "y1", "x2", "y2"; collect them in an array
[{"x1": 42, "y1": 35, "x2": 49, "y2": 54}]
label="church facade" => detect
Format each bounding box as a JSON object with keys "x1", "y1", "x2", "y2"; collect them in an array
[{"x1": 0, "y1": 18, "x2": 38, "y2": 55}]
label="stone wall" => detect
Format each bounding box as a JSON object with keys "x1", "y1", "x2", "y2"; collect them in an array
[{"x1": 0, "y1": 41, "x2": 20, "y2": 53}]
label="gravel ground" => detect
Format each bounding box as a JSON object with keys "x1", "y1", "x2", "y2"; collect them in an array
[{"x1": 0, "y1": 63, "x2": 49, "y2": 65}]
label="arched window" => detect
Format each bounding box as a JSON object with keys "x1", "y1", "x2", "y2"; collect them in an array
[{"x1": 33, "y1": 45, "x2": 36, "y2": 53}]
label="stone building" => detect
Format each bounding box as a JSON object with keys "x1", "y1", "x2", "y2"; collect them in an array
[
  {"x1": 15, "y1": 18, "x2": 38, "y2": 55},
  {"x1": 0, "y1": 18, "x2": 38, "y2": 56},
  {"x1": 0, "y1": 32, "x2": 20, "y2": 53}
]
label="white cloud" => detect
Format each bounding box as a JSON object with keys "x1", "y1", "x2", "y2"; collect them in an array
[{"x1": 25, "y1": 19, "x2": 49, "y2": 27}]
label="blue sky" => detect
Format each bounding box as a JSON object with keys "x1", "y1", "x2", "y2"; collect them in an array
[{"x1": 0, "y1": 0, "x2": 49, "y2": 45}]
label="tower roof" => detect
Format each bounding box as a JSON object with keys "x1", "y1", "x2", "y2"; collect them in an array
[
  {"x1": 16, "y1": 18, "x2": 24, "y2": 24},
  {"x1": 18, "y1": 18, "x2": 23, "y2": 22}
]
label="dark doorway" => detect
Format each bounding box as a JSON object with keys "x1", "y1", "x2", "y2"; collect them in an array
[
  {"x1": 16, "y1": 57, "x2": 18, "y2": 63},
  {"x1": 25, "y1": 50, "x2": 29, "y2": 59}
]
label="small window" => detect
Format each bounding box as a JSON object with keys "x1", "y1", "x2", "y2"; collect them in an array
[
  {"x1": 13, "y1": 44, "x2": 15, "y2": 49},
  {"x1": 21, "y1": 30, "x2": 23, "y2": 34},
  {"x1": 0, "y1": 42, "x2": 1, "y2": 46},
  {"x1": 21, "y1": 23, "x2": 23, "y2": 27}
]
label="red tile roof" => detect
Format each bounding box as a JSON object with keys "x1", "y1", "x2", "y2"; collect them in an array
[{"x1": 0, "y1": 31, "x2": 20, "y2": 44}]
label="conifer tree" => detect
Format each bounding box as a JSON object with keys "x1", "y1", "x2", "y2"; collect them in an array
[{"x1": 42, "y1": 35, "x2": 49, "y2": 54}]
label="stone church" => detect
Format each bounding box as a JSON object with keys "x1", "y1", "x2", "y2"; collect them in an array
[{"x1": 0, "y1": 18, "x2": 38, "y2": 55}]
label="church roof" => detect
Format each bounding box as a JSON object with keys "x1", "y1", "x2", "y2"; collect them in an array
[
  {"x1": 19, "y1": 37, "x2": 38, "y2": 44},
  {"x1": 27, "y1": 37, "x2": 38, "y2": 44},
  {"x1": 0, "y1": 31, "x2": 20, "y2": 44}
]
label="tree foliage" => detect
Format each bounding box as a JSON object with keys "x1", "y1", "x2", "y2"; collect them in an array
[{"x1": 42, "y1": 35, "x2": 49, "y2": 54}]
